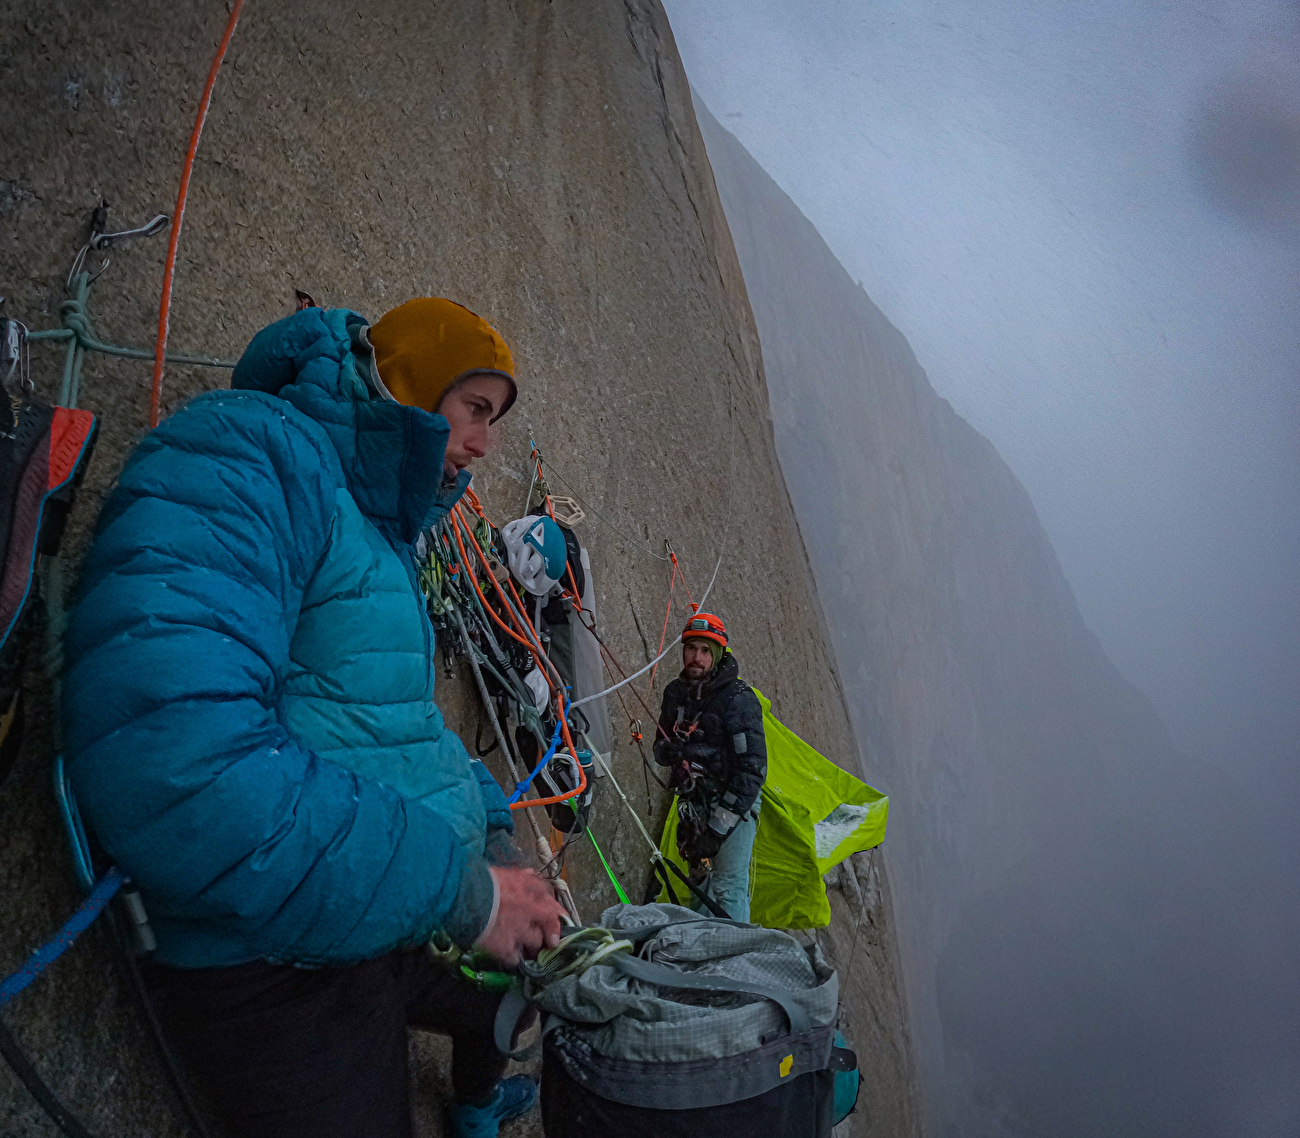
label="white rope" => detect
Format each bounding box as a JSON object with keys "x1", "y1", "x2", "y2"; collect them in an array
[
  {"x1": 570, "y1": 540, "x2": 722, "y2": 710},
  {"x1": 584, "y1": 732, "x2": 660, "y2": 854},
  {"x1": 571, "y1": 636, "x2": 681, "y2": 709}
]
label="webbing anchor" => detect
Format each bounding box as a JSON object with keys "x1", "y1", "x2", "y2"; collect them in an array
[{"x1": 67, "y1": 199, "x2": 170, "y2": 287}]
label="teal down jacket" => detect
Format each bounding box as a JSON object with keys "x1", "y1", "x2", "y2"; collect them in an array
[{"x1": 62, "y1": 307, "x2": 512, "y2": 969}]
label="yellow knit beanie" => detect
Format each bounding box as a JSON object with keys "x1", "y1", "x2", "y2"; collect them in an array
[{"x1": 369, "y1": 297, "x2": 517, "y2": 422}]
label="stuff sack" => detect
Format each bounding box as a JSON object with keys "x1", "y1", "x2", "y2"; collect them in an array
[
  {"x1": 530, "y1": 904, "x2": 859, "y2": 1138},
  {"x1": 0, "y1": 389, "x2": 97, "y2": 786}
]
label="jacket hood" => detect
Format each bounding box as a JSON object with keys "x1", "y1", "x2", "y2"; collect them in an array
[{"x1": 232, "y1": 306, "x2": 469, "y2": 544}]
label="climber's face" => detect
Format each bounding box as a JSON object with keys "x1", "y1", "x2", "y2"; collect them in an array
[
  {"x1": 682, "y1": 639, "x2": 716, "y2": 680},
  {"x1": 438, "y1": 374, "x2": 513, "y2": 475}
]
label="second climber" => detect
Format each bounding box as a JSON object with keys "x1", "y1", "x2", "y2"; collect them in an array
[{"x1": 653, "y1": 612, "x2": 767, "y2": 922}]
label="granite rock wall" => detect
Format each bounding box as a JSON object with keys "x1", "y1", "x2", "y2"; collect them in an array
[{"x1": 0, "y1": 3, "x2": 914, "y2": 1134}]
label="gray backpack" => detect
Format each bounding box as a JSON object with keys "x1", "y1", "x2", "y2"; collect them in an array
[{"x1": 517, "y1": 903, "x2": 858, "y2": 1136}]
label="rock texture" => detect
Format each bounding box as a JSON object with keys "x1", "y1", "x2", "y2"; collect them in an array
[
  {"x1": 0, "y1": 2, "x2": 913, "y2": 1135},
  {"x1": 697, "y1": 102, "x2": 1263, "y2": 1137}
]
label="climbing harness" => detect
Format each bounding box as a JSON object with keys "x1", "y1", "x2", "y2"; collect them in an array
[{"x1": 655, "y1": 689, "x2": 888, "y2": 930}]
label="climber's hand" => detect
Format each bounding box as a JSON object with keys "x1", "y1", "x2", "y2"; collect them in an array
[
  {"x1": 654, "y1": 736, "x2": 684, "y2": 767},
  {"x1": 475, "y1": 866, "x2": 566, "y2": 967},
  {"x1": 680, "y1": 742, "x2": 719, "y2": 767}
]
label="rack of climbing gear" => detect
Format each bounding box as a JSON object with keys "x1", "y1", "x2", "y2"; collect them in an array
[
  {"x1": 422, "y1": 437, "x2": 750, "y2": 928},
  {"x1": 416, "y1": 464, "x2": 598, "y2": 921},
  {"x1": 453, "y1": 425, "x2": 893, "y2": 949}
]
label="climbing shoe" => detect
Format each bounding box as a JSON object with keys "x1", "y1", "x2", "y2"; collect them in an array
[{"x1": 444, "y1": 1075, "x2": 538, "y2": 1137}]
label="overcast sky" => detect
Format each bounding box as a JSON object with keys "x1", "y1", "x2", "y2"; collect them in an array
[{"x1": 662, "y1": 0, "x2": 1300, "y2": 789}]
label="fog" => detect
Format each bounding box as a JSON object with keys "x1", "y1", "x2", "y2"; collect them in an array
[{"x1": 663, "y1": 2, "x2": 1300, "y2": 1134}]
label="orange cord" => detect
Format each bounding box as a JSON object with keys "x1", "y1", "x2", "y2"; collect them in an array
[
  {"x1": 150, "y1": 0, "x2": 244, "y2": 428},
  {"x1": 449, "y1": 504, "x2": 585, "y2": 810},
  {"x1": 645, "y1": 555, "x2": 678, "y2": 692},
  {"x1": 669, "y1": 550, "x2": 698, "y2": 614},
  {"x1": 449, "y1": 510, "x2": 537, "y2": 655}
]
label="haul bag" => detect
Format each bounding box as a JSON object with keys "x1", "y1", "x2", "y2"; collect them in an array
[
  {"x1": 527, "y1": 905, "x2": 859, "y2": 1137},
  {"x1": 541, "y1": 1025, "x2": 839, "y2": 1136}
]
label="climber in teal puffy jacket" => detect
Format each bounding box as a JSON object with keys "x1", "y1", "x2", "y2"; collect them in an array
[{"x1": 63, "y1": 298, "x2": 562, "y2": 1138}]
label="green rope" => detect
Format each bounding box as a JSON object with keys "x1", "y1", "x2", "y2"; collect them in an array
[
  {"x1": 28, "y1": 322, "x2": 234, "y2": 368},
  {"x1": 24, "y1": 271, "x2": 236, "y2": 410},
  {"x1": 587, "y1": 825, "x2": 630, "y2": 904}
]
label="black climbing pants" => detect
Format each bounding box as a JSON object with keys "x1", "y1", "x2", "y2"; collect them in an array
[{"x1": 143, "y1": 948, "x2": 521, "y2": 1138}]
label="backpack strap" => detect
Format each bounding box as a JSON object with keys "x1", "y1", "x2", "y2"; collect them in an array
[
  {"x1": 609, "y1": 953, "x2": 812, "y2": 1036},
  {"x1": 613, "y1": 915, "x2": 750, "y2": 941},
  {"x1": 492, "y1": 985, "x2": 538, "y2": 1060}
]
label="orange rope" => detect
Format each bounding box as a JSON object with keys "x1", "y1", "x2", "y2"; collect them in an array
[
  {"x1": 449, "y1": 510, "x2": 536, "y2": 655},
  {"x1": 448, "y1": 504, "x2": 585, "y2": 810},
  {"x1": 150, "y1": 0, "x2": 244, "y2": 428},
  {"x1": 669, "y1": 550, "x2": 698, "y2": 614},
  {"x1": 645, "y1": 555, "x2": 679, "y2": 692},
  {"x1": 453, "y1": 506, "x2": 553, "y2": 670}
]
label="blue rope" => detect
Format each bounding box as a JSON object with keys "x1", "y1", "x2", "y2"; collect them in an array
[
  {"x1": 508, "y1": 709, "x2": 565, "y2": 804},
  {"x1": 52, "y1": 756, "x2": 95, "y2": 893},
  {"x1": 0, "y1": 868, "x2": 124, "y2": 1006}
]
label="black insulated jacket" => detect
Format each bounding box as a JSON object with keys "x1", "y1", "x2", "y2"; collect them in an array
[{"x1": 653, "y1": 652, "x2": 767, "y2": 836}]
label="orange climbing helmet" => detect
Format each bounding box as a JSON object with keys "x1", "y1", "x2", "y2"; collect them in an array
[{"x1": 681, "y1": 612, "x2": 727, "y2": 649}]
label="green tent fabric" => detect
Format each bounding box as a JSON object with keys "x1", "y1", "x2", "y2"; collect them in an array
[{"x1": 657, "y1": 688, "x2": 888, "y2": 928}]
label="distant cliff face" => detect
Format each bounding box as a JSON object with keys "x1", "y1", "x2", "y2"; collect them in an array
[
  {"x1": 0, "y1": 3, "x2": 912, "y2": 1134},
  {"x1": 697, "y1": 102, "x2": 1266, "y2": 1137}
]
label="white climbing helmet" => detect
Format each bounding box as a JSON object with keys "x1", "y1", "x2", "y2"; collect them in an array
[
  {"x1": 501, "y1": 514, "x2": 567, "y2": 597},
  {"x1": 523, "y1": 665, "x2": 550, "y2": 711}
]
